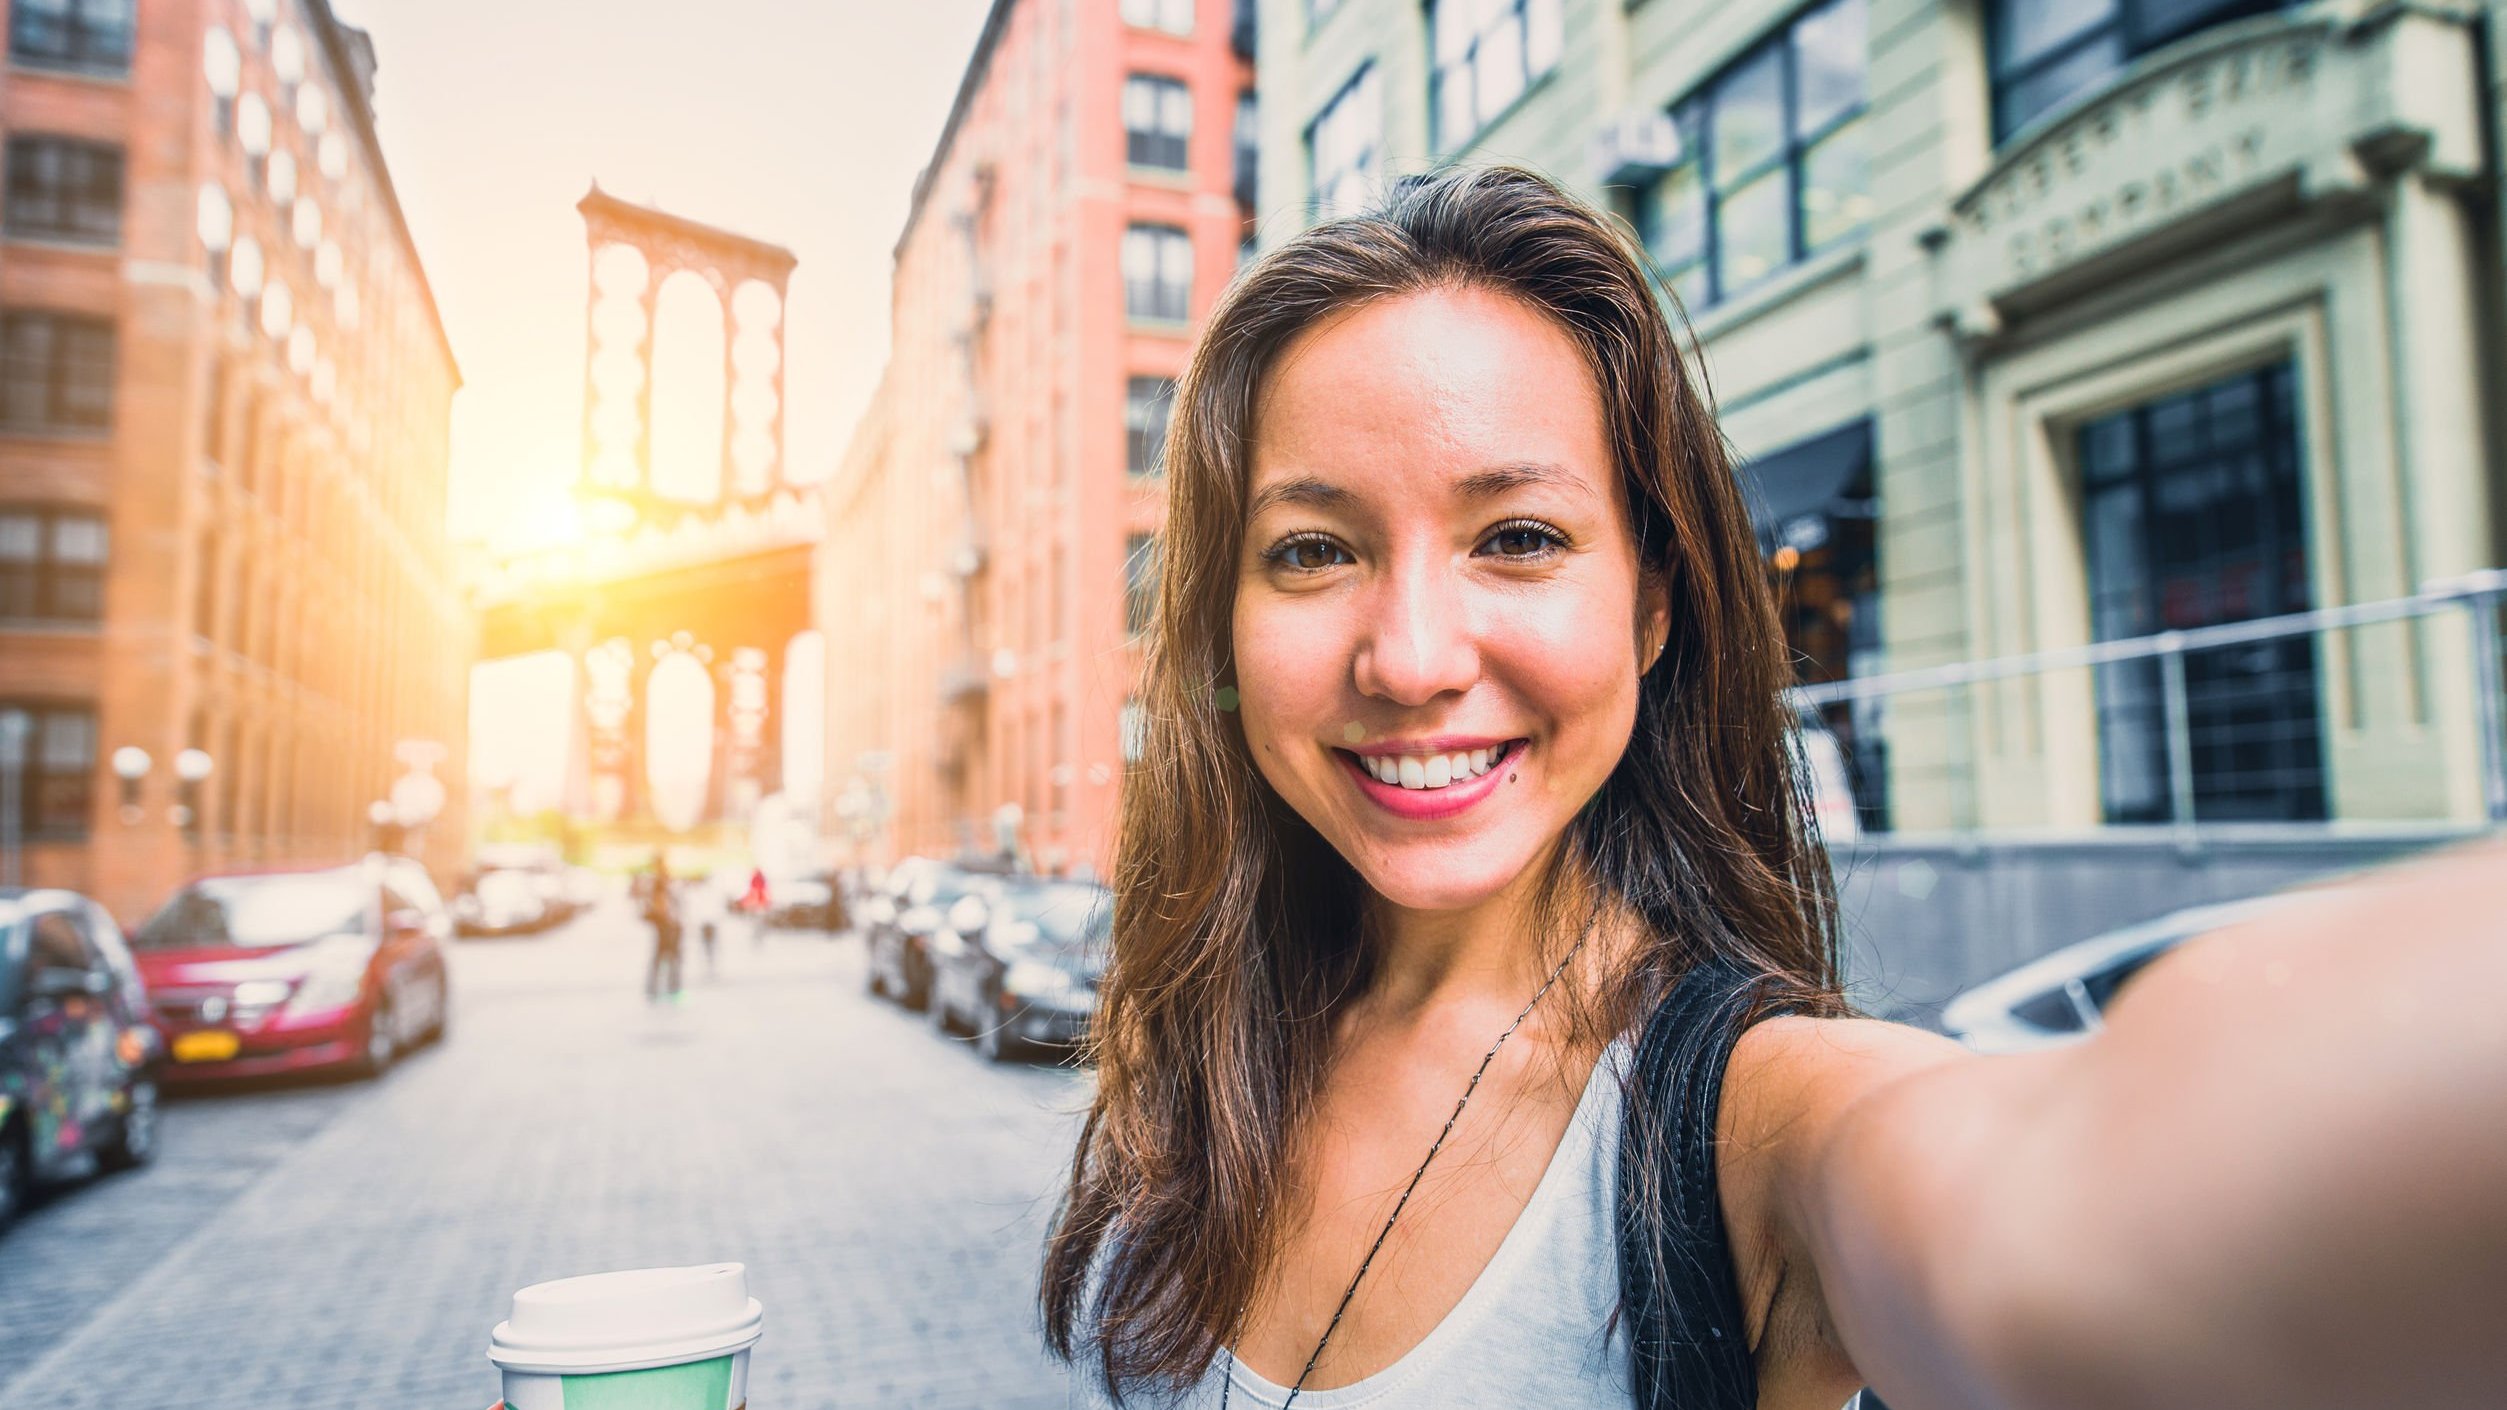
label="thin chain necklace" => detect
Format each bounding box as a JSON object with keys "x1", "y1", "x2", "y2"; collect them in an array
[{"x1": 1221, "y1": 927, "x2": 1593, "y2": 1410}]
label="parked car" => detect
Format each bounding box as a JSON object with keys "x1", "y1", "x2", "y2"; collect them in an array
[
  {"x1": 131, "y1": 856, "x2": 452, "y2": 1083},
  {"x1": 453, "y1": 867, "x2": 553, "y2": 937},
  {"x1": 0, "y1": 888, "x2": 162, "y2": 1232},
  {"x1": 1941, "y1": 894, "x2": 2293, "y2": 1054},
  {"x1": 927, "y1": 878, "x2": 1110, "y2": 1062},
  {"x1": 862, "y1": 858, "x2": 1004, "y2": 1011},
  {"x1": 763, "y1": 870, "x2": 847, "y2": 932},
  {"x1": 471, "y1": 845, "x2": 586, "y2": 927}
]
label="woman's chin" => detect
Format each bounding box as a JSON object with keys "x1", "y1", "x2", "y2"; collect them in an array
[{"x1": 1349, "y1": 839, "x2": 1545, "y2": 914}]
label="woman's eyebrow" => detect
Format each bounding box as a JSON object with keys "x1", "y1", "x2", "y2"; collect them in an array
[
  {"x1": 1246, "y1": 475, "x2": 1354, "y2": 518},
  {"x1": 1454, "y1": 462, "x2": 1581, "y2": 501}
]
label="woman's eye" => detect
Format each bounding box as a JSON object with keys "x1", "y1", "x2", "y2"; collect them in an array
[
  {"x1": 1479, "y1": 522, "x2": 1566, "y2": 559},
  {"x1": 1266, "y1": 536, "x2": 1351, "y2": 572}
]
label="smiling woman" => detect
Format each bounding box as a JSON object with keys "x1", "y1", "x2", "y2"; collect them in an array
[{"x1": 1041, "y1": 164, "x2": 2507, "y2": 1410}]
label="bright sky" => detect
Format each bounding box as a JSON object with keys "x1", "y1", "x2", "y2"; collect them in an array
[{"x1": 334, "y1": 0, "x2": 996, "y2": 544}]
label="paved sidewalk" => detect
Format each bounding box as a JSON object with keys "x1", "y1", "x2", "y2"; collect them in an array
[{"x1": 0, "y1": 905, "x2": 1086, "y2": 1408}]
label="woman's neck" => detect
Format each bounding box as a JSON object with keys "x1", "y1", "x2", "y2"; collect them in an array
[{"x1": 1359, "y1": 852, "x2": 1580, "y2": 1019}]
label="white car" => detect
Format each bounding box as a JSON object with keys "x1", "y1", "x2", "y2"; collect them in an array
[{"x1": 1940, "y1": 895, "x2": 2295, "y2": 1054}]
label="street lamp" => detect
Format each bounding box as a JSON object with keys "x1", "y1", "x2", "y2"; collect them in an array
[
  {"x1": 174, "y1": 748, "x2": 215, "y2": 834},
  {"x1": 111, "y1": 746, "x2": 153, "y2": 823}
]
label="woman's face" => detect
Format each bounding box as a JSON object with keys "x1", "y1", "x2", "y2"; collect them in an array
[{"x1": 1234, "y1": 284, "x2": 1665, "y2": 913}]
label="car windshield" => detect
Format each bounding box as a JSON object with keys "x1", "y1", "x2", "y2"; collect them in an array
[
  {"x1": 133, "y1": 873, "x2": 370, "y2": 950},
  {"x1": 1002, "y1": 886, "x2": 1110, "y2": 948}
]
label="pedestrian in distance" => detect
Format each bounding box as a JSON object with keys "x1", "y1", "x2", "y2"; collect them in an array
[
  {"x1": 1041, "y1": 165, "x2": 2507, "y2": 1410},
  {"x1": 642, "y1": 850, "x2": 682, "y2": 1002},
  {"x1": 740, "y1": 865, "x2": 771, "y2": 950}
]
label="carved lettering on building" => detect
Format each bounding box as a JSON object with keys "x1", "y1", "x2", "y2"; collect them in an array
[{"x1": 1955, "y1": 35, "x2": 2319, "y2": 290}]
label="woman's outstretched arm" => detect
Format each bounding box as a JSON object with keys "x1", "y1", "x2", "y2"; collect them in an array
[{"x1": 1745, "y1": 836, "x2": 2507, "y2": 1410}]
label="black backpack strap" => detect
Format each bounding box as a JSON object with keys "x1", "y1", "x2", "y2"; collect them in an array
[{"x1": 1616, "y1": 954, "x2": 1789, "y2": 1410}]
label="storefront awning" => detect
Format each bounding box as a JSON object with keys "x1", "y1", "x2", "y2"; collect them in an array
[{"x1": 1736, "y1": 419, "x2": 1872, "y2": 552}]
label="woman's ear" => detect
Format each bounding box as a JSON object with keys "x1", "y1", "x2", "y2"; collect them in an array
[{"x1": 1638, "y1": 567, "x2": 1672, "y2": 670}]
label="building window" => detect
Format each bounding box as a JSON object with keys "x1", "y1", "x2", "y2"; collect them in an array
[
  {"x1": 1235, "y1": 91, "x2": 1259, "y2": 209},
  {"x1": 2078, "y1": 361, "x2": 2322, "y2": 824},
  {"x1": 1127, "y1": 376, "x2": 1176, "y2": 477},
  {"x1": 1639, "y1": 0, "x2": 1870, "y2": 309},
  {"x1": 1988, "y1": 0, "x2": 2290, "y2": 142},
  {"x1": 0, "y1": 310, "x2": 116, "y2": 435},
  {"x1": 1123, "y1": 224, "x2": 1193, "y2": 323},
  {"x1": 4, "y1": 137, "x2": 124, "y2": 246},
  {"x1": 0, "y1": 506, "x2": 106, "y2": 623},
  {"x1": 1122, "y1": 0, "x2": 1195, "y2": 36},
  {"x1": 1124, "y1": 75, "x2": 1193, "y2": 171},
  {"x1": 1124, "y1": 533, "x2": 1161, "y2": 637},
  {"x1": 1430, "y1": 0, "x2": 1564, "y2": 152},
  {"x1": 8, "y1": 0, "x2": 136, "y2": 76},
  {"x1": 0, "y1": 703, "x2": 96, "y2": 838},
  {"x1": 1308, "y1": 65, "x2": 1382, "y2": 221}
]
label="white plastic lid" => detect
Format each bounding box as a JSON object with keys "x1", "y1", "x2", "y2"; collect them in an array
[{"x1": 488, "y1": 1264, "x2": 764, "y2": 1374}]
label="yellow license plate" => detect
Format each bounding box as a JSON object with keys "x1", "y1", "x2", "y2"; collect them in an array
[{"x1": 173, "y1": 1030, "x2": 240, "y2": 1063}]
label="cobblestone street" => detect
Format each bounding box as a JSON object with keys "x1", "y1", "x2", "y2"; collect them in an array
[{"x1": 0, "y1": 900, "x2": 1087, "y2": 1408}]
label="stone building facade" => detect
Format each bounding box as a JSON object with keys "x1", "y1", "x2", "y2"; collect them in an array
[
  {"x1": 0, "y1": 0, "x2": 466, "y2": 921},
  {"x1": 1252, "y1": 0, "x2": 2506, "y2": 837},
  {"x1": 819, "y1": 0, "x2": 1255, "y2": 871}
]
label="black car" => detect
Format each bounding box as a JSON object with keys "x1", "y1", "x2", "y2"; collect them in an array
[
  {"x1": 861, "y1": 859, "x2": 1006, "y2": 1011},
  {"x1": 927, "y1": 878, "x2": 1110, "y2": 1062},
  {"x1": 0, "y1": 888, "x2": 162, "y2": 1232}
]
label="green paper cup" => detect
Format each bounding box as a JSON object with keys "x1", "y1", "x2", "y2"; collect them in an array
[{"x1": 489, "y1": 1264, "x2": 763, "y2": 1409}]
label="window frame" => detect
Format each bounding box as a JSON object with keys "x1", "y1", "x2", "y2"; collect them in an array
[
  {"x1": 1637, "y1": 0, "x2": 1870, "y2": 311},
  {"x1": 1985, "y1": 0, "x2": 2290, "y2": 143},
  {"x1": 0, "y1": 701, "x2": 98, "y2": 840},
  {"x1": 0, "y1": 308, "x2": 118, "y2": 437},
  {"x1": 7, "y1": 0, "x2": 137, "y2": 78},
  {"x1": 1305, "y1": 63, "x2": 1383, "y2": 222},
  {"x1": 1121, "y1": 0, "x2": 1196, "y2": 37},
  {"x1": 1122, "y1": 224, "x2": 1194, "y2": 324},
  {"x1": 1123, "y1": 73, "x2": 1195, "y2": 173},
  {"x1": 1125, "y1": 376, "x2": 1176, "y2": 478},
  {"x1": 3, "y1": 134, "x2": 125, "y2": 247},
  {"x1": 0, "y1": 503, "x2": 107, "y2": 624},
  {"x1": 1428, "y1": 0, "x2": 1566, "y2": 155}
]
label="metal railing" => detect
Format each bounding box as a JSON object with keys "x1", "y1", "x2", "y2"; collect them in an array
[{"x1": 1787, "y1": 569, "x2": 2507, "y2": 842}]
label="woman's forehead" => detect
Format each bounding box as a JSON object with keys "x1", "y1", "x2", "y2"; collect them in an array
[{"x1": 1249, "y1": 285, "x2": 1612, "y2": 510}]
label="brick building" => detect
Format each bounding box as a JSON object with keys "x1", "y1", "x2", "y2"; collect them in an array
[
  {"x1": 0, "y1": 0, "x2": 467, "y2": 922},
  {"x1": 818, "y1": 0, "x2": 1255, "y2": 872}
]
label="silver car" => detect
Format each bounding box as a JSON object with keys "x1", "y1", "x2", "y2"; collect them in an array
[{"x1": 1941, "y1": 895, "x2": 2295, "y2": 1054}]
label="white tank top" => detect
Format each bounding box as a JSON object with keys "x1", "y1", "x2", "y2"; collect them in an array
[{"x1": 1071, "y1": 1042, "x2": 1634, "y2": 1409}]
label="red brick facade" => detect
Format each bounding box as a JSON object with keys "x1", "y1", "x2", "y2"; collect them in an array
[
  {"x1": 819, "y1": 0, "x2": 1253, "y2": 875},
  {"x1": 0, "y1": 0, "x2": 466, "y2": 922}
]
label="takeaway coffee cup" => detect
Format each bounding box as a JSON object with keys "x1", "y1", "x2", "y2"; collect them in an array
[{"x1": 489, "y1": 1263, "x2": 763, "y2": 1410}]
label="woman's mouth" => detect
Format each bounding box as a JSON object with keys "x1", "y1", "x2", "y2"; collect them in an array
[{"x1": 1334, "y1": 739, "x2": 1524, "y2": 820}]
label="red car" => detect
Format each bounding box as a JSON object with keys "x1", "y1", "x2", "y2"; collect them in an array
[{"x1": 131, "y1": 856, "x2": 451, "y2": 1083}]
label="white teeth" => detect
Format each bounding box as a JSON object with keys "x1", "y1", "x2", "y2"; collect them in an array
[{"x1": 1361, "y1": 745, "x2": 1508, "y2": 790}]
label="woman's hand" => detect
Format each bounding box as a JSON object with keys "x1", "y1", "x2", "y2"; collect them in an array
[{"x1": 1750, "y1": 837, "x2": 2507, "y2": 1410}]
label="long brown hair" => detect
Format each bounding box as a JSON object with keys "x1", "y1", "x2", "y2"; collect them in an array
[{"x1": 1041, "y1": 163, "x2": 1843, "y2": 1398}]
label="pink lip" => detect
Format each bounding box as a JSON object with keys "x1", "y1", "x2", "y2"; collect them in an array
[{"x1": 1335, "y1": 740, "x2": 1523, "y2": 822}]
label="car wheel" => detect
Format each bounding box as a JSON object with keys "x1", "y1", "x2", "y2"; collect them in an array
[
  {"x1": 100, "y1": 1075, "x2": 159, "y2": 1171},
  {"x1": 0, "y1": 1118, "x2": 28, "y2": 1231},
  {"x1": 356, "y1": 996, "x2": 397, "y2": 1079},
  {"x1": 424, "y1": 978, "x2": 450, "y2": 1045}
]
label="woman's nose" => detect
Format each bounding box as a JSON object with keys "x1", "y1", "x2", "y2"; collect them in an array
[{"x1": 1353, "y1": 559, "x2": 1479, "y2": 707}]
